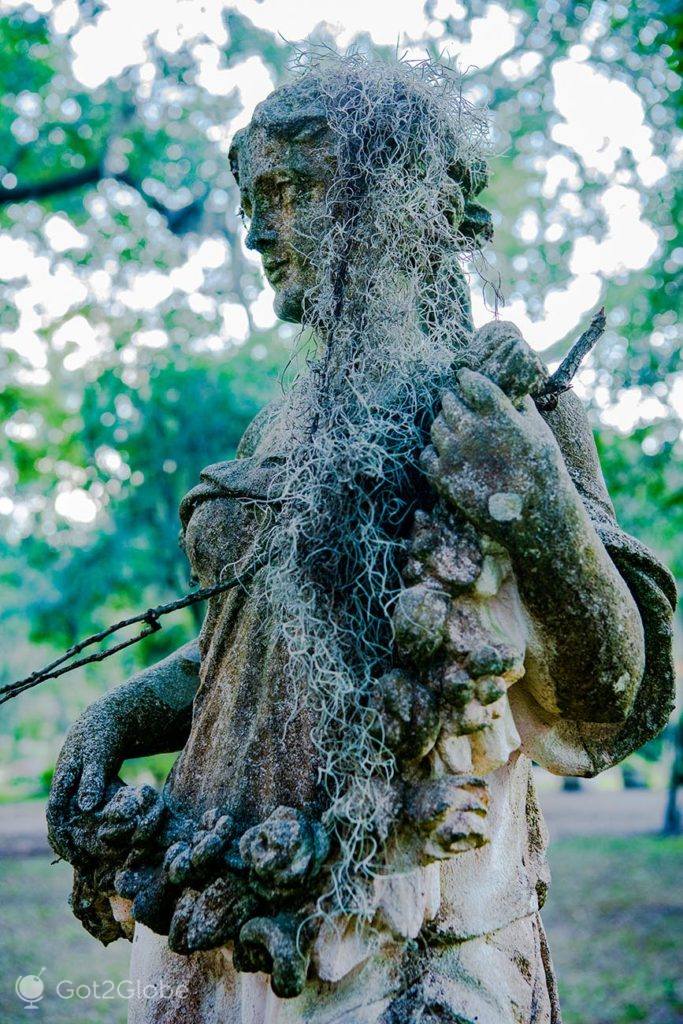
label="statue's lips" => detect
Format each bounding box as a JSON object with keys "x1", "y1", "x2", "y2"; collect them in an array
[{"x1": 263, "y1": 259, "x2": 289, "y2": 285}]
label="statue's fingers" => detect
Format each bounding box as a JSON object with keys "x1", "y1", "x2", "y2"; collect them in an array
[
  {"x1": 419, "y1": 445, "x2": 439, "y2": 479},
  {"x1": 431, "y1": 412, "x2": 464, "y2": 463},
  {"x1": 477, "y1": 334, "x2": 519, "y2": 378},
  {"x1": 480, "y1": 336, "x2": 520, "y2": 382},
  {"x1": 78, "y1": 757, "x2": 108, "y2": 812},
  {"x1": 47, "y1": 755, "x2": 81, "y2": 821},
  {"x1": 471, "y1": 320, "x2": 523, "y2": 364},
  {"x1": 494, "y1": 342, "x2": 546, "y2": 401},
  {"x1": 439, "y1": 388, "x2": 473, "y2": 431},
  {"x1": 456, "y1": 368, "x2": 516, "y2": 418}
]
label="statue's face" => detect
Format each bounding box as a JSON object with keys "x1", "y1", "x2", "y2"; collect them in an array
[{"x1": 233, "y1": 125, "x2": 335, "y2": 323}]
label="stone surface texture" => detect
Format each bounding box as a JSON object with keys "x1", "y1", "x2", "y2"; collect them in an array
[{"x1": 47, "y1": 67, "x2": 676, "y2": 1024}]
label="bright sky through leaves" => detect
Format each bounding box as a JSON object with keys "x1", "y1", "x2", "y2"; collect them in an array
[
  {"x1": 0, "y1": 0, "x2": 679, "y2": 800},
  {"x1": 0, "y1": 0, "x2": 680, "y2": 527}
]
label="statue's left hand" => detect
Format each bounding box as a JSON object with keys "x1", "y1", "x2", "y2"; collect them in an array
[{"x1": 422, "y1": 367, "x2": 570, "y2": 550}]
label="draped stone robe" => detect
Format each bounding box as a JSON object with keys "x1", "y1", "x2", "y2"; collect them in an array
[{"x1": 127, "y1": 388, "x2": 676, "y2": 1024}]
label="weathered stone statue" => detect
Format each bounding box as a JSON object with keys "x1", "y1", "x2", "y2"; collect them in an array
[{"x1": 47, "y1": 58, "x2": 676, "y2": 1024}]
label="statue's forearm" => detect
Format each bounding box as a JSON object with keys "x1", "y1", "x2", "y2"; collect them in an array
[
  {"x1": 102, "y1": 640, "x2": 201, "y2": 758},
  {"x1": 507, "y1": 485, "x2": 645, "y2": 724},
  {"x1": 48, "y1": 640, "x2": 202, "y2": 856},
  {"x1": 425, "y1": 365, "x2": 646, "y2": 726}
]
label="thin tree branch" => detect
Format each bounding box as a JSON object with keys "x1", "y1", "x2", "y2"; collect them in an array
[
  {"x1": 0, "y1": 163, "x2": 206, "y2": 235},
  {"x1": 0, "y1": 164, "x2": 103, "y2": 204}
]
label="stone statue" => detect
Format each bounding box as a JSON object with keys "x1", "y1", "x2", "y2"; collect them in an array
[{"x1": 47, "y1": 58, "x2": 676, "y2": 1024}]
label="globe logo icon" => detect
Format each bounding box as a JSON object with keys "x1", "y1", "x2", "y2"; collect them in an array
[{"x1": 15, "y1": 968, "x2": 46, "y2": 1010}]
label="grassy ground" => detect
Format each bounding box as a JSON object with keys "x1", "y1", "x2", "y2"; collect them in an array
[
  {"x1": 0, "y1": 857, "x2": 129, "y2": 1023},
  {"x1": 543, "y1": 836, "x2": 683, "y2": 1024},
  {"x1": 0, "y1": 836, "x2": 681, "y2": 1023}
]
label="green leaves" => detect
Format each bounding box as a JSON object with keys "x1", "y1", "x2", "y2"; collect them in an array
[{"x1": 0, "y1": 2, "x2": 679, "y2": 797}]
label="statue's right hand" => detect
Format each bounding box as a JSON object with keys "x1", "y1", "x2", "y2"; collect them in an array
[
  {"x1": 47, "y1": 696, "x2": 128, "y2": 860},
  {"x1": 47, "y1": 641, "x2": 200, "y2": 864}
]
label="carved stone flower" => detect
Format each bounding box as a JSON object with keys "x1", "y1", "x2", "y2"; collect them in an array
[
  {"x1": 402, "y1": 776, "x2": 490, "y2": 864},
  {"x1": 97, "y1": 784, "x2": 165, "y2": 853},
  {"x1": 162, "y1": 808, "x2": 235, "y2": 887},
  {"x1": 239, "y1": 806, "x2": 329, "y2": 898}
]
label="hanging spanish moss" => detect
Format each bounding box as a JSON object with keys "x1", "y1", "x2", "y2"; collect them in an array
[{"x1": 249, "y1": 52, "x2": 491, "y2": 920}]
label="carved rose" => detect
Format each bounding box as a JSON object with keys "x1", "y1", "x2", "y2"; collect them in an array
[{"x1": 239, "y1": 806, "x2": 329, "y2": 897}]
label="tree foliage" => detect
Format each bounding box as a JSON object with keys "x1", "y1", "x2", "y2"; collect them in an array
[{"x1": 0, "y1": 0, "x2": 679, "y2": 796}]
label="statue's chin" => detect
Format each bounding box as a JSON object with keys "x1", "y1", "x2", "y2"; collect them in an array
[{"x1": 274, "y1": 286, "x2": 304, "y2": 325}]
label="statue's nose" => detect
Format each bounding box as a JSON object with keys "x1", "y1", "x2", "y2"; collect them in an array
[{"x1": 245, "y1": 213, "x2": 278, "y2": 253}]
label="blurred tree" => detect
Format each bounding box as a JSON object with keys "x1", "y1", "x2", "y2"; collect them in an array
[
  {"x1": 0, "y1": 3, "x2": 290, "y2": 641},
  {"x1": 0, "y1": 2, "x2": 295, "y2": 791},
  {"x1": 0, "y1": 0, "x2": 680, "y2": 795},
  {"x1": 663, "y1": 712, "x2": 682, "y2": 835}
]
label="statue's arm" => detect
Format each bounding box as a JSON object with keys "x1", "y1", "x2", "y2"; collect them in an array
[
  {"x1": 425, "y1": 360, "x2": 645, "y2": 727},
  {"x1": 499, "y1": 434, "x2": 646, "y2": 727},
  {"x1": 508, "y1": 390, "x2": 676, "y2": 774},
  {"x1": 47, "y1": 641, "x2": 200, "y2": 835}
]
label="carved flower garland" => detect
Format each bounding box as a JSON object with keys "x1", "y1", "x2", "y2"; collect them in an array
[{"x1": 240, "y1": 806, "x2": 330, "y2": 899}]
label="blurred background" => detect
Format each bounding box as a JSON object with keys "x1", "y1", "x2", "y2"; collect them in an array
[{"x1": 0, "y1": 1, "x2": 680, "y2": 1021}]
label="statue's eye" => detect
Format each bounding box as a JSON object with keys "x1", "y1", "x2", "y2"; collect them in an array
[
  {"x1": 295, "y1": 178, "x2": 316, "y2": 198},
  {"x1": 290, "y1": 117, "x2": 327, "y2": 143},
  {"x1": 273, "y1": 177, "x2": 293, "y2": 197}
]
